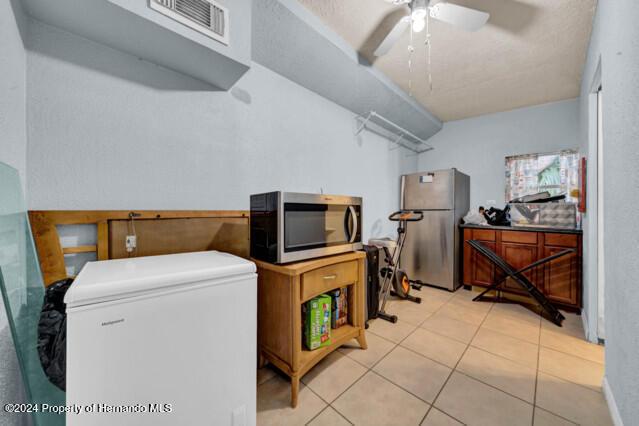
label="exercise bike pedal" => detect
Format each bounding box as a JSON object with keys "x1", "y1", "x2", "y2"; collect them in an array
[{"x1": 411, "y1": 284, "x2": 422, "y2": 291}]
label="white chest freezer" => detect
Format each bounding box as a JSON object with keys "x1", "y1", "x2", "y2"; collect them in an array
[{"x1": 64, "y1": 251, "x2": 257, "y2": 426}]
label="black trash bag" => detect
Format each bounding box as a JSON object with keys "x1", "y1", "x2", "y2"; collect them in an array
[
  {"x1": 38, "y1": 278, "x2": 73, "y2": 391},
  {"x1": 483, "y1": 205, "x2": 511, "y2": 226}
]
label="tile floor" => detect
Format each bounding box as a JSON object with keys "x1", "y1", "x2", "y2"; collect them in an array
[{"x1": 256, "y1": 287, "x2": 611, "y2": 426}]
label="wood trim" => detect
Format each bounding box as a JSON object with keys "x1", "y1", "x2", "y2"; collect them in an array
[
  {"x1": 28, "y1": 210, "x2": 248, "y2": 224},
  {"x1": 28, "y1": 211, "x2": 67, "y2": 285},
  {"x1": 291, "y1": 275, "x2": 300, "y2": 372},
  {"x1": 544, "y1": 233, "x2": 578, "y2": 248},
  {"x1": 300, "y1": 260, "x2": 358, "y2": 302},
  {"x1": 251, "y1": 251, "x2": 366, "y2": 276},
  {"x1": 296, "y1": 325, "x2": 361, "y2": 377},
  {"x1": 29, "y1": 210, "x2": 250, "y2": 286},
  {"x1": 501, "y1": 230, "x2": 538, "y2": 244},
  {"x1": 472, "y1": 229, "x2": 496, "y2": 241},
  {"x1": 96, "y1": 221, "x2": 109, "y2": 261},
  {"x1": 62, "y1": 245, "x2": 97, "y2": 254}
]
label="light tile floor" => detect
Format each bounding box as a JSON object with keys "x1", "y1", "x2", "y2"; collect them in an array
[{"x1": 257, "y1": 287, "x2": 611, "y2": 426}]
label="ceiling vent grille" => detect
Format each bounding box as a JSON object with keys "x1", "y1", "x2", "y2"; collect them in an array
[{"x1": 150, "y1": 0, "x2": 229, "y2": 45}]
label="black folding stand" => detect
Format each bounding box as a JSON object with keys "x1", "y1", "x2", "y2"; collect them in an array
[{"x1": 467, "y1": 240, "x2": 575, "y2": 326}]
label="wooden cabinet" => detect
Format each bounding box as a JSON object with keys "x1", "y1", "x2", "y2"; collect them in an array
[
  {"x1": 253, "y1": 252, "x2": 367, "y2": 407},
  {"x1": 543, "y1": 246, "x2": 579, "y2": 306},
  {"x1": 473, "y1": 241, "x2": 497, "y2": 286},
  {"x1": 463, "y1": 229, "x2": 496, "y2": 286},
  {"x1": 462, "y1": 226, "x2": 582, "y2": 312},
  {"x1": 501, "y1": 242, "x2": 539, "y2": 294},
  {"x1": 301, "y1": 260, "x2": 359, "y2": 301}
]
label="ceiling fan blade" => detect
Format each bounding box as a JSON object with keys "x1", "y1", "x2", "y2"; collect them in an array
[
  {"x1": 429, "y1": 2, "x2": 489, "y2": 32},
  {"x1": 382, "y1": 0, "x2": 411, "y2": 5},
  {"x1": 374, "y1": 15, "x2": 411, "y2": 57}
]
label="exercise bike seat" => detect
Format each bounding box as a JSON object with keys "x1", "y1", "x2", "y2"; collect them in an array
[{"x1": 368, "y1": 238, "x2": 397, "y2": 249}]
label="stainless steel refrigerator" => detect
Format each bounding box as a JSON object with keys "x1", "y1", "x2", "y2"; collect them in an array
[{"x1": 400, "y1": 169, "x2": 470, "y2": 291}]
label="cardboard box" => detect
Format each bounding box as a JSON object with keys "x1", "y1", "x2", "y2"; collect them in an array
[
  {"x1": 304, "y1": 294, "x2": 331, "y2": 350},
  {"x1": 331, "y1": 287, "x2": 348, "y2": 329}
]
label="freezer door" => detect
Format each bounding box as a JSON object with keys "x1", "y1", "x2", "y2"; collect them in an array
[
  {"x1": 401, "y1": 211, "x2": 456, "y2": 290},
  {"x1": 401, "y1": 170, "x2": 455, "y2": 210}
]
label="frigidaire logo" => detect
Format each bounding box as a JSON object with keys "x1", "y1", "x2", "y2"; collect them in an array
[{"x1": 101, "y1": 319, "x2": 125, "y2": 327}]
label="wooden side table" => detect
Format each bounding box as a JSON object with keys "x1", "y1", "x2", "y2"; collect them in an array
[{"x1": 253, "y1": 252, "x2": 368, "y2": 407}]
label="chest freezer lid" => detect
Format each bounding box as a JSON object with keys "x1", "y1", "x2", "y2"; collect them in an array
[{"x1": 64, "y1": 251, "x2": 256, "y2": 308}]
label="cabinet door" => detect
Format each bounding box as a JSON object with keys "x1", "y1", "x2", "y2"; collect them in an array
[
  {"x1": 501, "y1": 243, "x2": 539, "y2": 294},
  {"x1": 463, "y1": 230, "x2": 473, "y2": 285},
  {"x1": 543, "y1": 246, "x2": 578, "y2": 306},
  {"x1": 471, "y1": 241, "x2": 496, "y2": 286}
]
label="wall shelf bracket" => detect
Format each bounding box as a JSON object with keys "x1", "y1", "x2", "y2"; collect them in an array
[{"x1": 355, "y1": 111, "x2": 434, "y2": 154}]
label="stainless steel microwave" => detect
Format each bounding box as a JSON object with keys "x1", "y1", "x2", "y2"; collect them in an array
[{"x1": 250, "y1": 192, "x2": 363, "y2": 263}]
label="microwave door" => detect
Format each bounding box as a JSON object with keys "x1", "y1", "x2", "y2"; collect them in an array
[
  {"x1": 283, "y1": 204, "x2": 355, "y2": 253},
  {"x1": 284, "y1": 204, "x2": 327, "y2": 251},
  {"x1": 344, "y1": 206, "x2": 358, "y2": 243},
  {"x1": 324, "y1": 206, "x2": 351, "y2": 246}
]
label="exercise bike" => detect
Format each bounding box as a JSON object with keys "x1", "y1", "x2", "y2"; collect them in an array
[{"x1": 369, "y1": 210, "x2": 424, "y2": 323}]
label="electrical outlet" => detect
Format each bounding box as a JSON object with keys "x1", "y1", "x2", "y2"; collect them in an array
[{"x1": 125, "y1": 235, "x2": 137, "y2": 252}]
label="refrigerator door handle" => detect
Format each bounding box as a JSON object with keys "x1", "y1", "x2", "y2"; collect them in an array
[{"x1": 400, "y1": 175, "x2": 406, "y2": 210}]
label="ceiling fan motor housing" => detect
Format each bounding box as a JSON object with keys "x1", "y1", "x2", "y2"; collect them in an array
[{"x1": 412, "y1": 0, "x2": 429, "y2": 19}]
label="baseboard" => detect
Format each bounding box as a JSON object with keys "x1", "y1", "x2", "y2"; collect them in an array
[{"x1": 602, "y1": 376, "x2": 624, "y2": 426}]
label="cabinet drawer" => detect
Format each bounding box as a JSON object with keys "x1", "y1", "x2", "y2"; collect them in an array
[
  {"x1": 502, "y1": 230, "x2": 537, "y2": 244},
  {"x1": 472, "y1": 229, "x2": 496, "y2": 241},
  {"x1": 545, "y1": 233, "x2": 578, "y2": 248},
  {"x1": 301, "y1": 261, "x2": 358, "y2": 301}
]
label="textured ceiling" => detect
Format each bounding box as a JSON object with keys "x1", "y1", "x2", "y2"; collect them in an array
[{"x1": 296, "y1": 0, "x2": 597, "y2": 121}]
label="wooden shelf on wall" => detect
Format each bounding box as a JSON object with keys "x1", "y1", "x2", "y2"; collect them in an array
[
  {"x1": 29, "y1": 210, "x2": 250, "y2": 286},
  {"x1": 62, "y1": 245, "x2": 97, "y2": 255}
]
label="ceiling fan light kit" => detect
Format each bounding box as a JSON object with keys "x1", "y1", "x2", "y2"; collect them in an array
[
  {"x1": 411, "y1": 0, "x2": 429, "y2": 19},
  {"x1": 376, "y1": 0, "x2": 490, "y2": 94},
  {"x1": 376, "y1": 0, "x2": 491, "y2": 57},
  {"x1": 412, "y1": 17, "x2": 426, "y2": 32}
]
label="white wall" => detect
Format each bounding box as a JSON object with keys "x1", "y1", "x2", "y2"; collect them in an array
[
  {"x1": 417, "y1": 99, "x2": 580, "y2": 210},
  {"x1": 0, "y1": 0, "x2": 27, "y2": 183},
  {"x1": 579, "y1": 1, "x2": 639, "y2": 424},
  {"x1": 0, "y1": 1, "x2": 28, "y2": 425},
  {"x1": 25, "y1": 19, "x2": 417, "y2": 240}
]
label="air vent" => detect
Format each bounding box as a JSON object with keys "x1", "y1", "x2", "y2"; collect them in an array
[{"x1": 150, "y1": 0, "x2": 229, "y2": 45}]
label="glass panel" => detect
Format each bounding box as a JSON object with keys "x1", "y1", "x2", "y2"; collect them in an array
[
  {"x1": 284, "y1": 204, "x2": 351, "y2": 252},
  {"x1": 63, "y1": 252, "x2": 97, "y2": 277},
  {"x1": 0, "y1": 162, "x2": 65, "y2": 426}
]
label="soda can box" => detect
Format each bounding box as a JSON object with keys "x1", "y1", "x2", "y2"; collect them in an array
[
  {"x1": 304, "y1": 294, "x2": 332, "y2": 350},
  {"x1": 331, "y1": 287, "x2": 348, "y2": 329}
]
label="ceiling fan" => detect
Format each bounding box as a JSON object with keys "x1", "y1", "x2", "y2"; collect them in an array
[{"x1": 375, "y1": 0, "x2": 490, "y2": 57}]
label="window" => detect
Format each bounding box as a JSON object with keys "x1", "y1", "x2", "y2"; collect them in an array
[{"x1": 505, "y1": 150, "x2": 579, "y2": 203}]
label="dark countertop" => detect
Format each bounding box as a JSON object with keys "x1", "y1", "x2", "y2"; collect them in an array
[{"x1": 460, "y1": 223, "x2": 582, "y2": 235}]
